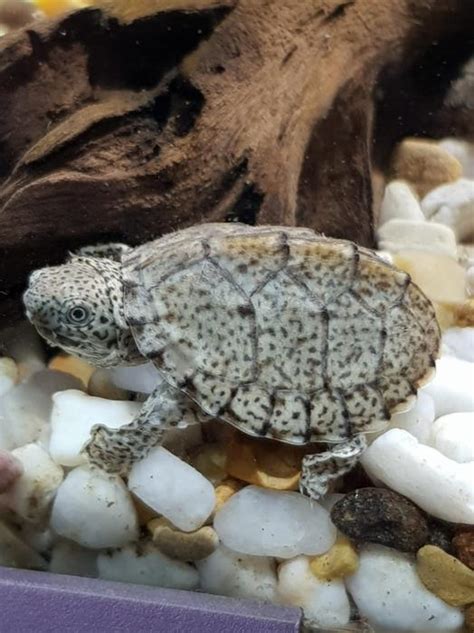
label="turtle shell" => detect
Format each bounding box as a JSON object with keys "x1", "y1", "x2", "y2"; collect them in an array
[{"x1": 123, "y1": 224, "x2": 440, "y2": 444}]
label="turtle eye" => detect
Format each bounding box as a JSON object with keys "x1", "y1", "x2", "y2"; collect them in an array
[{"x1": 66, "y1": 305, "x2": 91, "y2": 325}]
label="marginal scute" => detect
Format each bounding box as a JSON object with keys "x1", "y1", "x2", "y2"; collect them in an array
[
  {"x1": 125, "y1": 224, "x2": 440, "y2": 445},
  {"x1": 192, "y1": 372, "x2": 233, "y2": 417},
  {"x1": 309, "y1": 388, "x2": 350, "y2": 442},
  {"x1": 267, "y1": 391, "x2": 309, "y2": 441},
  {"x1": 344, "y1": 385, "x2": 388, "y2": 433},
  {"x1": 228, "y1": 385, "x2": 272, "y2": 434}
]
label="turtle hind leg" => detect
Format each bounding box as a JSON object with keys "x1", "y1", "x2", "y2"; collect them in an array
[
  {"x1": 299, "y1": 435, "x2": 367, "y2": 500},
  {"x1": 83, "y1": 381, "x2": 196, "y2": 476}
]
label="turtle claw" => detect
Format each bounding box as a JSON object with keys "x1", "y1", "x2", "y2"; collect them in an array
[{"x1": 299, "y1": 435, "x2": 367, "y2": 500}]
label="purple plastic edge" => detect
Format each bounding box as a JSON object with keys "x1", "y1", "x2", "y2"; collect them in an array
[{"x1": 0, "y1": 566, "x2": 302, "y2": 632}]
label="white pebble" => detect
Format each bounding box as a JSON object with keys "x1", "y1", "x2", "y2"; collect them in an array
[
  {"x1": 379, "y1": 180, "x2": 424, "y2": 225},
  {"x1": 377, "y1": 219, "x2": 458, "y2": 258},
  {"x1": 97, "y1": 541, "x2": 199, "y2": 590},
  {"x1": 49, "y1": 390, "x2": 140, "y2": 467},
  {"x1": 0, "y1": 370, "x2": 83, "y2": 450},
  {"x1": 422, "y1": 356, "x2": 474, "y2": 417},
  {"x1": 361, "y1": 428, "x2": 474, "y2": 523},
  {"x1": 197, "y1": 545, "x2": 278, "y2": 602},
  {"x1": 277, "y1": 556, "x2": 350, "y2": 628},
  {"x1": 214, "y1": 486, "x2": 337, "y2": 558},
  {"x1": 50, "y1": 540, "x2": 98, "y2": 577},
  {"x1": 51, "y1": 466, "x2": 138, "y2": 549},
  {"x1": 431, "y1": 413, "x2": 474, "y2": 463},
  {"x1": 1, "y1": 443, "x2": 63, "y2": 523},
  {"x1": 346, "y1": 544, "x2": 463, "y2": 632},
  {"x1": 109, "y1": 363, "x2": 162, "y2": 394},
  {"x1": 439, "y1": 138, "x2": 474, "y2": 178},
  {"x1": 128, "y1": 447, "x2": 215, "y2": 532},
  {"x1": 0, "y1": 358, "x2": 17, "y2": 398},
  {"x1": 442, "y1": 327, "x2": 474, "y2": 362},
  {"x1": 422, "y1": 178, "x2": 474, "y2": 241},
  {"x1": 386, "y1": 391, "x2": 435, "y2": 444}
]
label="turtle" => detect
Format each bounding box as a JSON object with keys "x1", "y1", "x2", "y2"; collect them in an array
[{"x1": 23, "y1": 223, "x2": 440, "y2": 499}]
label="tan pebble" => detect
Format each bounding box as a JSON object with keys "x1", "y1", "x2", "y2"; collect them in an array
[
  {"x1": 214, "y1": 478, "x2": 245, "y2": 513},
  {"x1": 391, "y1": 138, "x2": 462, "y2": 197},
  {"x1": 48, "y1": 354, "x2": 94, "y2": 388},
  {"x1": 465, "y1": 603, "x2": 474, "y2": 631},
  {"x1": 416, "y1": 545, "x2": 474, "y2": 606},
  {"x1": 190, "y1": 444, "x2": 227, "y2": 484},
  {"x1": 225, "y1": 433, "x2": 307, "y2": 491},
  {"x1": 148, "y1": 517, "x2": 219, "y2": 561},
  {"x1": 88, "y1": 369, "x2": 129, "y2": 400},
  {"x1": 309, "y1": 536, "x2": 359, "y2": 581}
]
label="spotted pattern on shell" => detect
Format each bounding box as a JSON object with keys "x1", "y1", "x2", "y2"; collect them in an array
[{"x1": 123, "y1": 223, "x2": 440, "y2": 445}]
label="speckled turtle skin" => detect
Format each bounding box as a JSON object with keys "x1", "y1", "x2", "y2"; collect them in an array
[
  {"x1": 123, "y1": 223, "x2": 439, "y2": 445},
  {"x1": 23, "y1": 223, "x2": 440, "y2": 498}
]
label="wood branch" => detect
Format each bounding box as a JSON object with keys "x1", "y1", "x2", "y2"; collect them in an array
[{"x1": 0, "y1": 0, "x2": 473, "y2": 326}]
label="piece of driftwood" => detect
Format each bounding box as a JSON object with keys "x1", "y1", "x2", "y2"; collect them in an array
[{"x1": 0, "y1": 0, "x2": 473, "y2": 326}]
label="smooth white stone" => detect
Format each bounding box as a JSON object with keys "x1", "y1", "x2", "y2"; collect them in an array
[
  {"x1": 50, "y1": 540, "x2": 98, "y2": 577},
  {"x1": 442, "y1": 327, "x2": 474, "y2": 362},
  {"x1": 377, "y1": 219, "x2": 458, "y2": 258},
  {"x1": 1, "y1": 443, "x2": 63, "y2": 523},
  {"x1": 319, "y1": 493, "x2": 345, "y2": 512},
  {"x1": 346, "y1": 544, "x2": 463, "y2": 632},
  {"x1": 51, "y1": 466, "x2": 138, "y2": 549},
  {"x1": 128, "y1": 447, "x2": 215, "y2": 532},
  {"x1": 197, "y1": 545, "x2": 278, "y2": 602},
  {"x1": 214, "y1": 486, "x2": 337, "y2": 558},
  {"x1": 422, "y1": 356, "x2": 474, "y2": 417},
  {"x1": 361, "y1": 429, "x2": 474, "y2": 523},
  {"x1": 387, "y1": 391, "x2": 436, "y2": 444},
  {"x1": 379, "y1": 181, "x2": 424, "y2": 225},
  {"x1": 109, "y1": 363, "x2": 162, "y2": 394},
  {"x1": 97, "y1": 542, "x2": 199, "y2": 589},
  {"x1": 49, "y1": 390, "x2": 140, "y2": 467},
  {"x1": 278, "y1": 556, "x2": 350, "y2": 628},
  {"x1": 431, "y1": 413, "x2": 474, "y2": 463},
  {"x1": 439, "y1": 138, "x2": 474, "y2": 178},
  {"x1": 0, "y1": 370, "x2": 83, "y2": 450},
  {"x1": 422, "y1": 178, "x2": 474, "y2": 241},
  {"x1": 0, "y1": 358, "x2": 17, "y2": 398}
]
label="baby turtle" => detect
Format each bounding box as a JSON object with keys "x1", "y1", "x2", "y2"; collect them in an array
[{"x1": 23, "y1": 223, "x2": 440, "y2": 499}]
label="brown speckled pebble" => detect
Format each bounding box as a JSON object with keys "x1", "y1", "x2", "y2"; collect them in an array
[
  {"x1": 453, "y1": 529, "x2": 474, "y2": 570},
  {"x1": 464, "y1": 603, "x2": 474, "y2": 631},
  {"x1": 331, "y1": 487, "x2": 429, "y2": 552}
]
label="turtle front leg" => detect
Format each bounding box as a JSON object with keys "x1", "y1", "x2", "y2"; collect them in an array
[
  {"x1": 83, "y1": 381, "x2": 196, "y2": 476},
  {"x1": 299, "y1": 435, "x2": 367, "y2": 500}
]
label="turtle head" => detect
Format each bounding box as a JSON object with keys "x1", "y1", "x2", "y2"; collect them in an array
[{"x1": 23, "y1": 256, "x2": 140, "y2": 367}]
